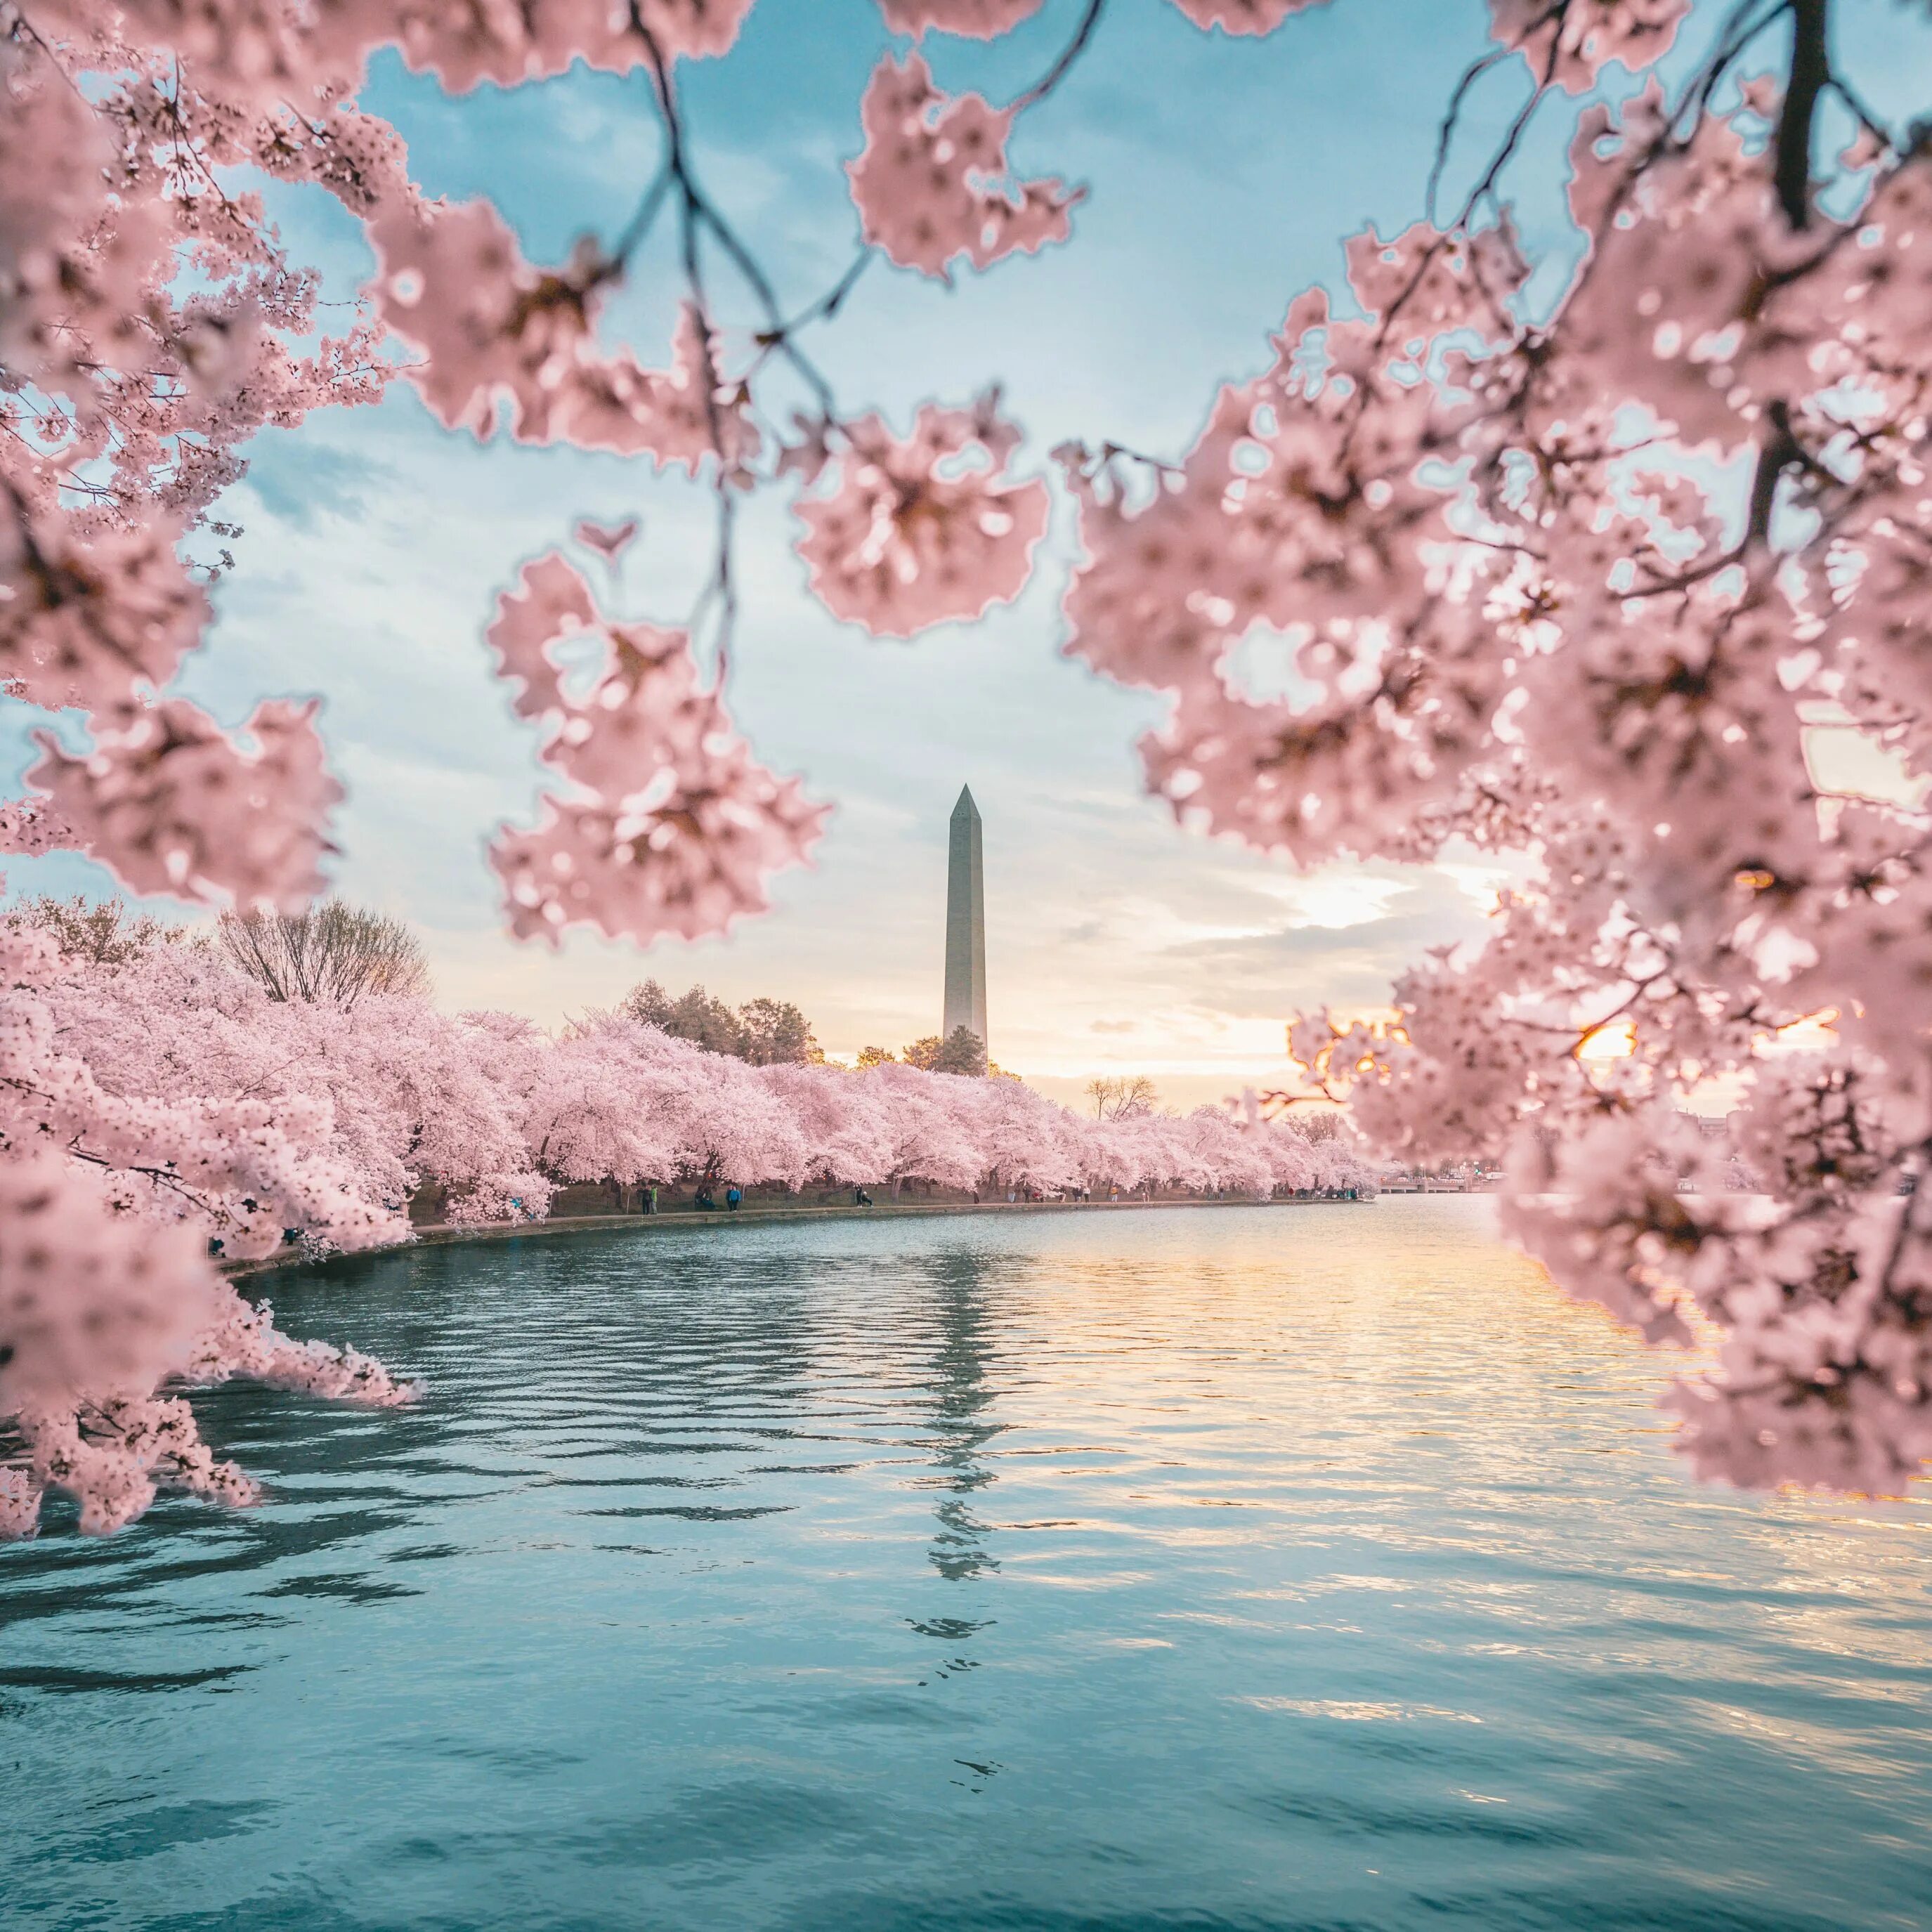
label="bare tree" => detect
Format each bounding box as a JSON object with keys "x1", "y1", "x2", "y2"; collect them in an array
[
  {"x1": 10, "y1": 894, "x2": 174, "y2": 967},
  {"x1": 218, "y1": 901, "x2": 431, "y2": 1008},
  {"x1": 1086, "y1": 1074, "x2": 1159, "y2": 1120}
]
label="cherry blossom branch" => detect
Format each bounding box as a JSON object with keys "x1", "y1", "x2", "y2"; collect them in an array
[
  {"x1": 1449, "y1": 20, "x2": 1565, "y2": 229},
  {"x1": 1773, "y1": 0, "x2": 1830, "y2": 229},
  {"x1": 611, "y1": 161, "x2": 676, "y2": 269},
  {"x1": 1013, "y1": 0, "x2": 1109, "y2": 114},
  {"x1": 2, "y1": 1076, "x2": 255, "y2": 1232},
  {"x1": 634, "y1": 21, "x2": 743, "y2": 669},
  {"x1": 1671, "y1": 0, "x2": 1789, "y2": 143},
  {"x1": 758, "y1": 249, "x2": 875, "y2": 361},
  {"x1": 1425, "y1": 46, "x2": 1510, "y2": 226},
  {"x1": 1100, "y1": 438, "x2": 1183, "y2": 475},
  {"x1": 58, "y1": 1139, "x2": 239, "y2": 1225},
  {"x1": 1506, "y1": 970, "x2": 1676, "y2": 1059},
  {"x1": 1824, "y1": 72, "x2": 1895, "y2": 152},
  {"x1": 157, "y1": 56, "x2": 244, "y2": 224},
  {"x1": 629, "y1": 11, "x2": 840, "y2": 419}
]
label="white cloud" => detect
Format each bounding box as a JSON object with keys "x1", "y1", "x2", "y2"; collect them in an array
[{"x1": 1250, "y1": 868, "x2": 1416, "y2": 931}]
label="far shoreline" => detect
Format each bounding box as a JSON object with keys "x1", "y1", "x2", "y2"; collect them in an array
[{"x1": 222, "y1": 1191, "x2": 1379, "y2": 1284}]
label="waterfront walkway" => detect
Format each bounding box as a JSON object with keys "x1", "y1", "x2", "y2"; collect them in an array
[{"x1": 223, "y1": 1192, "x2": 1369, "y2": 1281}]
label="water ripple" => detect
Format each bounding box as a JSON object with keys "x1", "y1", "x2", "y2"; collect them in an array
[{"x1": 4, "y1": 1200, "x2": 1928, "y2": 1931}]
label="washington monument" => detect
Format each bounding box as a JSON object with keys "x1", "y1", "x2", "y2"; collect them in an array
[{"x1": 943, "y1": 785, "x2": 988, "y2": 1050}]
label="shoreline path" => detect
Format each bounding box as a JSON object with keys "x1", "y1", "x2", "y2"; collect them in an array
[{"x1": 223, "y1": 1193, "x2": 1375, "y2": 1282}]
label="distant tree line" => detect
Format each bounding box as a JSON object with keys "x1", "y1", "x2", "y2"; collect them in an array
[
  {"x1": 10, "y1": 899, "x2": 1162, "y2": 1101},
  {"x1": 621, "y1": 981, "x2": 823, "y2": 1067},
  {"x1": 0, "y1": 888, "x2": 1389, "y2": 1541},
  {"x1": 856, "y1": 1026, "x2": 991, "y2": 1078},
  {"x1": 625, "y1": 992, "x2": 1006, "y2": 1083},
  {"x1": 7, "y1": 894, "x2": 433, "y2": 1011}
]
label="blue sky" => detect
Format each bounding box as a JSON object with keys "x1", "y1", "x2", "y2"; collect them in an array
[{"x1": 11, "y1": 0, "x2": 1932, "y2": 1108}]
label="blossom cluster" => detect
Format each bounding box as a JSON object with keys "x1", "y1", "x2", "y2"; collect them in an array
[
  {"x1": 484, "y1": 551, "x2": 828, "y2": 942},
  {"x1": 0, "y1": 926, "x2": 415, "y2": 1536},
  {"x1": 1183, "y1": 31, "x2": 1932, "y2": 1495},
  {"x1": 848, "y1": 52, "x2": 1081, "y2": 281},
  {"x1": 790, "y1": 394, "x2": 1050, "y2": 636}
]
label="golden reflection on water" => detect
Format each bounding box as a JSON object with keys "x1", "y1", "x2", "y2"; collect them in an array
[{"x1": 872, "y1": 1196, "x2": 1930, "y2": 1701}]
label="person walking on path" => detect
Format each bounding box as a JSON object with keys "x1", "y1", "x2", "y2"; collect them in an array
[{"x1": 726, "y1": 1184, "x2": 742, "y2": 1212}]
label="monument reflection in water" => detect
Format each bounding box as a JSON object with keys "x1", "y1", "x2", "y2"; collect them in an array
[{"x1": 3, "y1": 1199, "x2": 1928, "y2": 1932}]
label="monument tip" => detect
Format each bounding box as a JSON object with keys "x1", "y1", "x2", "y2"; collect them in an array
[{"x1": 952, "y1": 783, "x2": 979, "y2": 820}]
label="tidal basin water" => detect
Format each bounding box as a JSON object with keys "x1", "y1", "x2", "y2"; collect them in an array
[{"x1": 4, "y1": 1200, "x2": 1929, "y2": 1932}]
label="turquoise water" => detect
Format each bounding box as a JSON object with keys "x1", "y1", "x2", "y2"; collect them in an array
[{"x1": 3, "y1": 1199, "x2": 1928, "y2": 1931}]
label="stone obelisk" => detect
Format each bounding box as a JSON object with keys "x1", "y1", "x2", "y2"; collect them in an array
[{"x1": 943, "y1": 785, "x2": 988, "y2": 1050}]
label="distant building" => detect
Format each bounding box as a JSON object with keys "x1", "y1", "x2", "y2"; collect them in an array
[{"x1": 943, "y1": 785, "x2": 988, "y2": 1053}]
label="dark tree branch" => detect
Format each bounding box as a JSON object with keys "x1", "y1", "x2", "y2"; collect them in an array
[
  {"x1": 1775, "y1": 0, "x2": 1830, "y2": 228},
  {"x1": 1426, "y1": 46, "x2": 1509, "y2": 226},
  {"x1": 1014, "y1": 0, "x2": 1108, "y2": 114}
]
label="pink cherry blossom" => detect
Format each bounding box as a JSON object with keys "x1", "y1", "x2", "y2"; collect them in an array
[
  {"x1": 387, "y1": 0, "x2": 759, "y2": 91},
  {"x1": 878, "y1": 1, "x2": 1048, "y2": 37},
  {"x1": 484, "y1": 551, "x2": 827, "y2": 943},
  {"x1": 1, "y1": 506, "x2": 211, "y2": 712},
  {"x1": 0, "y1": 919, "x2": 424, "y2": 1534},
  {"x1": 371, "y1": 203, "x2": 757, "y2": 474},
  {"x1": 793, "y1": 394, "x2": 1050, "y2": 635},
  {"x1": 27, "y1": 697, "x2": 342, "y2": 909},
  {"x1": 847, "y1": 53, "x2": 1083, "y2": 281},
  {"x1": 1487, "y1": 0, "x2": 1690, "y2": 93},
  {"x1": 1166, "y1": 0, "x2": 1328, "y2": 34},
  {"x1": 0, "y1": 1156, "x2": 223, "y2": 1414},
  {"x1": 0, "y1": 799, "x2": 73, "y2": 856}
]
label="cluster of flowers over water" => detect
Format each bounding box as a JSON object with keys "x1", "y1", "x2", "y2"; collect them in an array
[{"x1": 0, "y1": 919, "x2": 1366, "y2": 1537}]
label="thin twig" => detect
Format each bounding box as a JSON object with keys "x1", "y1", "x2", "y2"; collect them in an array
[
  {"x1": 1426, "y1": 47, "x2": 1509, "y2": 226},
  {"x1": 1825, "y1": 73, "x2": 1895, "y2": 152},
  {"x1": 611, "y1": 162, "x2": 675, "y2": 267},
  {"x1": 1013, "y1": 0, "x2": 1109, "y2": 114},
  {"x1": 634, "y1": 20, "x2": 740, "y2": 672},
  {"x1": 767, "y1": 249, "x2": 874, "y2": 343}
]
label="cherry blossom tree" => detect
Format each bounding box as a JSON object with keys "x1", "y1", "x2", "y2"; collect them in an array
[
  {"x1": 0, "y1": 926, "x2": 415, "y2": 1533},
  {"x1": 759, "y1": 1059, "x2": 901, "y2": 1184},
  {"x1": 6, "y1": 0, "x2": 1931, "y2": 1513}
]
